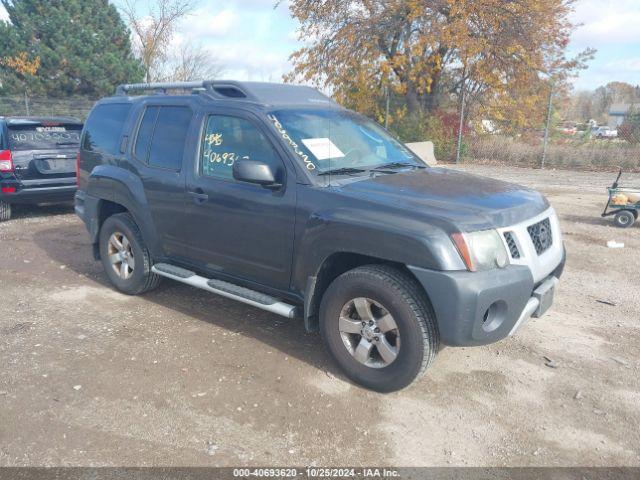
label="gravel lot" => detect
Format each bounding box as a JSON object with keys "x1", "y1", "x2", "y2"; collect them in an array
[{"x1": 1, "y1": 165, "x2": 639, "y2": 467}]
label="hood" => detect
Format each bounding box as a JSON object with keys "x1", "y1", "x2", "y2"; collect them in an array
[{"x1": 335, "y1": 167, "x2": 549, "y2": 232}]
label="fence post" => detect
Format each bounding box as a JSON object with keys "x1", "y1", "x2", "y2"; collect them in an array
[
  {"x1": 384, "y1": 85, "x2": 390, "y2": 130},
  {"x1": 541, "y1": 83, "x2": 553, "y2": 169},
  {"x1": 456, "y1": 80, "x2": 466, "y2": 164},
  {"x1": 24, "y1": 92, "x2": 30, "y2": 116}
]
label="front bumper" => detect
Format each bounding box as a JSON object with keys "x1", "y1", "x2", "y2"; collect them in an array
[{"x1": 409, "y1": 250, "x2": 565, "y2": 347}]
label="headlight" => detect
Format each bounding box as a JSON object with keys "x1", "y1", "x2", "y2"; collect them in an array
[{"x1": 451, "y1": 230, "x2": 509, "y2": 272}]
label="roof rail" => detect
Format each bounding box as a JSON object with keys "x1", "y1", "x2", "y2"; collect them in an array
[
  {"x1": 115, "y1": 81, "x2": 208, "y2": 96},
  {"x1": 115, "y1": 80, "x2": 336, "y2": 107},
  {"x1": 115, "y1": 80, "x2": 256, "y2": 100}
]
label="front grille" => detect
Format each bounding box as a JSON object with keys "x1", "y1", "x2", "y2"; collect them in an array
[
  {"x1": 503, "y1": 232, "x2": 521, "y2": 259},
  {"x1": 527, "y1": 218, "x2": 553, "y2": 255}
]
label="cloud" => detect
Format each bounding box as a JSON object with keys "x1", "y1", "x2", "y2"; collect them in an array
[
  {"x1": 188, "y1": 7, "x2": 238, "y2": 38},
  {"x1": 201, "y1": 42, "x2": 292, "y2": 82},
  {"x1": 604, "y1": 57, "x2": 640, "y2": 73},
  {"x1": 572, "y1": 57, "x2": 640, "y2": 90},
  {"x1": 569, "y1": 0, "x2": 640, "y2": 89},
  {"x1": 570, "y1": 0, "x2": 640, "y2": 48},
  {"x1": 174, "y1": 1, "x2": 298, "y2": 81}
]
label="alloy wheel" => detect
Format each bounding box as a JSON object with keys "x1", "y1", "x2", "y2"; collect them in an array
[
  {"x1": 338, "y1": 297, "x2": 400, "y2": 368},
  {"x1": 107, "y1": 231, "x2": 135, "y2": 280}
]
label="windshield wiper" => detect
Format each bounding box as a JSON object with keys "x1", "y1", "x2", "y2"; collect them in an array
[
  {"x1": 318, "y1": 167, "x2": 368, "y2": 176},
  {"x1": 56, "y1": 141, "x2": 80, "y2": 146},
  {"x1": 372, "y1": 162, "x2": 425, "y2": 171}
]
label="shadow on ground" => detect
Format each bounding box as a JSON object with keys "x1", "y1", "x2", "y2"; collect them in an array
[{"x1": 33, "y1": 222, "x2": 347, "y2": 382}]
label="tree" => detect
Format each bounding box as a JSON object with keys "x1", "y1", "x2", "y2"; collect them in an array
[
  {"x1": 121, "y1": 0, "x2": 195, "y2": 83},
  {"x1": 161, "y1": 43, "x2": 223, "y2": 82},
  {"x1": 285, "y1": 0, "x2": 594, "y2": 131},
  {"x1": 592, "y1": 82, "x2": 640, "y2": 122},
  {"x1": 561, "y1": 82, "x2": 640, "y2": 124},
  {"x1": 0, "y1": 0, "x2": 143, "y2": 97},
  {"x1": 0, "y1": 51, "x2": 40, "y2": 76}
]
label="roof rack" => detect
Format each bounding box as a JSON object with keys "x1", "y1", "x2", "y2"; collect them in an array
[
  {"x1": 114, "y1": 80, "x2": 337, "y2": 107},
  {"x1": 115, "y1": 81, "x2": 254, "y2": 100}
]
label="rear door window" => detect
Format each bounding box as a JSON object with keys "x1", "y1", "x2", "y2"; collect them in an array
[
  {"x1": 82, "y1": 103, "x2": 132, "y2": 155},
  {"x1": 134, "y1": 105, "x2": 192, "y2": 171},
  {"x1": 134, "y1": 106, "x2": 159, "y2": 161},
  {"x1": 8, "y1": 123, "x2": 82, "y2": 151}
]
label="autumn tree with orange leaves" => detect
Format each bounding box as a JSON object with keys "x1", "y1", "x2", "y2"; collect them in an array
[
  {"x1": 1, "y1": 52, "x2": 40, "y2": 77},
  {"x1": 285, "y1": 0, "x2": 594, "y2": 132}
]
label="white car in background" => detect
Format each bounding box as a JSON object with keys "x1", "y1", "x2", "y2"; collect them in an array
[{"x1": 593, "y1": 126, "x2": 618, "y2": 139}]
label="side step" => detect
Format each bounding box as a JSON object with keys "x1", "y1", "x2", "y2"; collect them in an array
[{"x1": 151, "y1": 263, "x2": 298, "y2": 319}]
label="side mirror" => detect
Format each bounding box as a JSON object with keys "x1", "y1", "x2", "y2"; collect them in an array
[{"x1": 233, "y1": 159, "x2": 281, "y2": 189}]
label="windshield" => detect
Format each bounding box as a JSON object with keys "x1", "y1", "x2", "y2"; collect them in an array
[
  {"x1": 8, "y1": 124, "x2": 81, "y2": 151},
  {"x1": 268, "y1": 109, "x2": 423, "y2": 174}
]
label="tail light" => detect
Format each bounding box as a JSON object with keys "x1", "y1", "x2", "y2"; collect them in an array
[
  {"x1": 0, "y1": 150, "x2": 13, "y2": 173},
  {"x1": 76, "y1": 151, "x2": 81, "y2": 187}
]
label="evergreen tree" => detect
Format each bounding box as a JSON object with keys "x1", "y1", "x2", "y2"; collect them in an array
[{"x1": 0, "y1": 0, "x2": 144, "y2": 97}]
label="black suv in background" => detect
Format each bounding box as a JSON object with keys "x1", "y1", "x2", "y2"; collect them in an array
[
  {"x1": 0, "y1": 116, "x2": 82, "y2": 221},
  {"x1": 76, "y1": 81, "x2": 565, "y2": 392}
]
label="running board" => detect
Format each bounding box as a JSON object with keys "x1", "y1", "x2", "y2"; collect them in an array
[{"x1": 151, "y1": 263, "x2": 298, "y2": 319}]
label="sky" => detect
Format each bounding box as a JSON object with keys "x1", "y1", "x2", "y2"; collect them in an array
[{"x1": 1, "y1": 0, "x2": 639, "y2": 92}]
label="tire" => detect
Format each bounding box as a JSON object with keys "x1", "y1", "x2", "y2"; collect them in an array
[
  {"x1": 614, "y1": 210, "x2": 635, "y2": 229},
  {"x1": 99, "y1": 212, "x2": 161, "y2": 295},
  {"x1": 319, "y1": 264, "x2": 439, "y2": 392},
  {"x1": 0, "y1": 201, "x2": 11, "y2": 221}
]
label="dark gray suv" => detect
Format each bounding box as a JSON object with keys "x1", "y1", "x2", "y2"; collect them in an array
[
  {"x1": 76, "y1": 81, "x2": 565, "y2": 392},
  {"x1": 0, "y1": 116, "x2": 82, "y2": 221}
]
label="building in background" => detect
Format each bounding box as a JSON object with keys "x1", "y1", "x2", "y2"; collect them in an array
[{"x1": 609, "y1": 103, "x2": 640, "y2": 128}]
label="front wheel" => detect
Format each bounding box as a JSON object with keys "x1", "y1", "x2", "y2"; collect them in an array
[
  {"x1": 614, "y1": 210, "x2": 635, "y2": 228},
  {"x1": 319, "y1": 265, "x2": 439, "y2": 392},
  {"x1": 99, "y1": 213, "x2": 161, "y2": 295}
]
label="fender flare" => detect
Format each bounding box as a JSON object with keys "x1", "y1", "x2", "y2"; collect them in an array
[{"x1": 84, "y1": 165, "x2": 162, "y2": 259}]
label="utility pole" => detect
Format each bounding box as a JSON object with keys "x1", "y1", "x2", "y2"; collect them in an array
[
  {"x1": 541, "y1": 82, "x2": 553, "y2": 169},
  {"x1": 385, "y1": 85, "x2": 390, "y2": 130},
  {"x1": 24, "y1": 92, "x2": 30, "y2": 116},
  {"x1": 456, "y1": 79, "x2": 466, "y2": 164}
]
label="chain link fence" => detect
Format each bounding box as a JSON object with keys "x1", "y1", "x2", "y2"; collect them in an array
[
  {"x1": 381, "y1": 91, "x2": 640, "y2": 172},
  {"x1": 461, "y1": 132, "x2": 640, "y2": 171},
  {"x1": 0, "y1": 95, "x2": 96, "y2": 120}
]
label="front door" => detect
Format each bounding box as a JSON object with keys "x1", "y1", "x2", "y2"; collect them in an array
[{"x1": 184, "y1": 111, "x2": 296, "y2": 291}]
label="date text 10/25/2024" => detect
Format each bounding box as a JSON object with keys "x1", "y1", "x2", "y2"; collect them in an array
[{"x1": 232, "y1": 468, "x2": 400, "y2": 478}]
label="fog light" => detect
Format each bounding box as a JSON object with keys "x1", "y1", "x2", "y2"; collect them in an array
[
  {"x1": 482, "y1": 301, "x2": 507, "y2": 332},
  {"x1": 1, "y1": 186, "x2": 16, "y2": 194}
]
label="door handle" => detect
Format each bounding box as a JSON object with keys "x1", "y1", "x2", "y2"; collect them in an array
[{"x1": 187, "y1": 188, "x2": 209, "y2": 204}]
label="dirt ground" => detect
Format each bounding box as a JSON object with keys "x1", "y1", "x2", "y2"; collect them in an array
[{"x1": 1, "y1": 165, "x2": 639, "y2": 467}]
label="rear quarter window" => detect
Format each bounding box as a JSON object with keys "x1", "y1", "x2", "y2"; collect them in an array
[{"x1": 82, "y1": 103, "x2": 132, "y2": 155}]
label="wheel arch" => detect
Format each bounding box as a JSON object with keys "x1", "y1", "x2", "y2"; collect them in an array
[
  {"x1": 83, "y1": 165, "x2": 160, "y2": 260},
  {"x1": 303, "y1": 251, "x2": 430, "y2": 332}
]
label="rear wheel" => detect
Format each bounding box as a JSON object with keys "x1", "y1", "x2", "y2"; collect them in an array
[
  {"x1": 0, "y1": 201, "x2": 11, "y2": 221},
  {"x1": 99, "y1": 213, "x2": 161, "y2": 295},
  {"x1": 614, "y1": 210, "x2": 635, "y2": 228},
  {"x1": 319, "y1": 265, "x2": 439, "y2": 392}
]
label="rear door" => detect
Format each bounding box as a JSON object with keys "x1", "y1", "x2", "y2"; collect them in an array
[
  {"x1": 128, "y1": 103, "x2": 196, "y2": 259},
  {"x1": 8, "y1": 120, "x2": 82, "y2": 184}
]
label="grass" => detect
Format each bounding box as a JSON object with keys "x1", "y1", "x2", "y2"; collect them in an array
[{"x1": 460, "y1": 135, "x2": 640, "y2": 172}]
